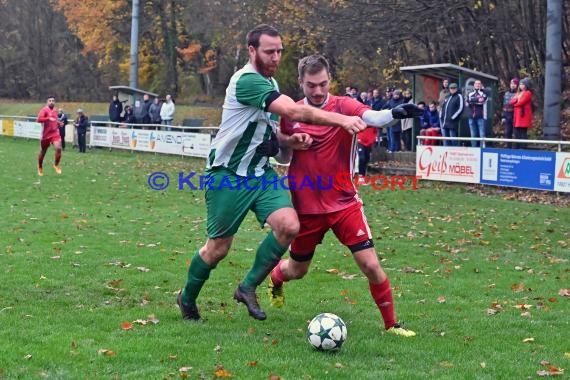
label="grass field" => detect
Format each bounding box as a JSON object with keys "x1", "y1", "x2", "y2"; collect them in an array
[{"x1": 0, "y1": 136, "x2": 568, "y2": 380}]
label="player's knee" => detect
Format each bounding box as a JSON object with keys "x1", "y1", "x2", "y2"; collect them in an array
[{"x1": 275, "y1": 218, "x2": 299, "y2": 242}]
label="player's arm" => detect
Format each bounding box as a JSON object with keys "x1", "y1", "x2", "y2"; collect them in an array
[
  {"x1": 273, "y1": 131, "x2": 312, "y2": 164},
  {"x1": 37, "y1": 110, "x2": 50, "y2": 123},
  {"x1": 267, "y1": 94, "x2": 366, "y2": 135},
  {"x1": 362, "y1": 104, "x2": 424, "y2": 128}
]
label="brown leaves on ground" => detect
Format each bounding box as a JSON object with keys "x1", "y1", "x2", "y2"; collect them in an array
[
  {"x1": 536, "y1": 360, "x2": 565, "y2": 377},
  {"x1": 120, "y1": 314, "x2": 160, "y2": 330},
  {"x1": 213, "y1": 364, "x2": 232, "y2": 378}
]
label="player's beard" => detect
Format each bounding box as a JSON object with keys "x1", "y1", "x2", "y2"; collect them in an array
[
  {"x1": 255, "y1": 55, "x2": 278, "y2": 78},
  {"x1": 307, "y1": 95, "x2": 326, "y2": 108},
  {"x1": 48, "y1": 104, "x2": 54, "y2": 109}
]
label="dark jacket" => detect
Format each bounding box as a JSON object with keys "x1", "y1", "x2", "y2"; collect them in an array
[
  {"x1": 75, "y1": 115, "x2": 89, "y2": 133},
  {"x1": 466, "y1": 89, "x2": 488, "y2": 119},
  {"x1": 441, "y1": 92, "x2": 464, "y2": 130},
  {"x1": 501, "y1": 90, "x2": 516, "y2": 121},
  {"x1": 109, "y1": 100, "x2": 123, "y2": 122},
  {"x1": 149, "y1": 101, "x2": 162, "y2": 124},
  {"x1": 383, "y1": 96, "x2": 404, "y2": 132}
]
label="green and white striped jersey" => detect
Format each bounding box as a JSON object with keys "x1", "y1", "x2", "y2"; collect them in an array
[{"x1": 208, "y1": 63, "x2": 280, "y2": 177}]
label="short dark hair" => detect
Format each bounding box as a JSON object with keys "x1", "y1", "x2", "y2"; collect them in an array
[
  {"x1": 47, "y1": 95, "x2": 55, "y2": 100},
  {"x1": 247, "y1": 24, "x2": 280, "y2": 48},
  {"x1": 298, "y1": 54, "x2": 330, "y2": 79},
  {"x1": 417, "y1": 101, "x2": 426, "y2": 106}
]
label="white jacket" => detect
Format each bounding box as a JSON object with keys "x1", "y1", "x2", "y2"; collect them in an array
[{"x1": 160, "y1": 101, "x2": 175, "y2": 121}]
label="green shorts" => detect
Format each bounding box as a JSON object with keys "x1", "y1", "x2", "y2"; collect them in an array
[{"x1": 205, "y1": 167, "x2": 293, "y2": 238}]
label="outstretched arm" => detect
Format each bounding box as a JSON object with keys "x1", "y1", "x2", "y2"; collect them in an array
[{"x1": 268, "y1": 94, "x2": 366, "y2": 135}]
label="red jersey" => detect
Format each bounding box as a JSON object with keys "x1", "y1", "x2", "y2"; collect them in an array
[
  {"x1": 281, "y1": 95, "x2": 370, "y2": 214},
  {"x1": 37, "y1": 106, "x2": 60, "y2": 140}
]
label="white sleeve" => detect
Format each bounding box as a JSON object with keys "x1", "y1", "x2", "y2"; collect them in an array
[{"x1": 362, "y1": 109, "x2": 394, "y2": 128}]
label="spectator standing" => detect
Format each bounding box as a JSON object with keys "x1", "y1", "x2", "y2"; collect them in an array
[
  {"x1": 466, "y1": 79, "x2": 488, "y2": 147},
  {"x1": 401, "y1": 88, "x2": 414, "y2": 150},
  {"x1": 149, "y1": 97, "x2": 162, "y2": 126},
  {"x1": 160, "y1": 94, "x2": 175, "y2": 131},
  {"x1": 140, "y1": 94, "x2": 152, "y2": 125},
  {"x1": 108, "y1": 94, "x2": 123, "y2": 124},
  {"x1": 501, "y1": 78, "x2": 519, "y2": 148},
  {"x1": 384, "y1": 89, "x2": 404, "y2": 152},
  {"x1": 74, "y1": 108, "x2": 89, "y2": 153},
  {"x1": 440, "y1": 83, "x2": 463, "y2": 146},
  {"x1": 510, "y1": 77, "x2": 533, "y2": 149},
  {"x1": 57, "y1": 109, "x2": 68, "y2": 150},
  {"x1": 358, "y1": 91, "x2": 369, "y2": 104},
  {"x1": 438, "y1": 78, "x2": 450, "y2": 108}
]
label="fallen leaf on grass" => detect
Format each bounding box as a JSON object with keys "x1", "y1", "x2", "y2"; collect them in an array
[
  {"x1": 335, "y1": 362, "x2": 344, "y2": 369},
  {"x1": 437, "y1": 296, "x2": 446, "y2": 303},
  {"x1": 565, "y1": 353, "x2": 570, "y2": 359},
  {"x1": 213, "y1": 364, "x2": 232, "y2": 378},
  {"x1": 121, "y1": 322, "x2": 133, "y2": 330},
  {"x1": 480, "y1": 362, "x2": 486, "y2": 368},
  {"x1": 214, "y1": 345, "x2": 222, "y2": 353},
  {"x1": 269, "y1": 375, "x2": 283, "y2": 380},
  {"x1": 559, "y1": 289, "x2": 570, "y2": 297},
  {"x1": 511, "y1": 283, "x2": 525, "y2": 292},
  {"x1": 439, "y1": 361, "x2": 454, "y2": 368},
  {"x1": 24, "y1": 354, "x2": 32, "y2": 360},
  {"x1": 537, "y1": 366, "x2": 564, "y2": 377},
  {"x1": 97, "y1": 348, "x2": 116, "y2": 356},
  {"x1": 514, "y1": 304, "x2": 532, "y2": 309},
  {"x1": 521, "y1": 311, "x2": 532, "y2": 318},
  {"x1": 523, "y1": 337, "x2": 535, "y2": 343},
  {"x1": 137, "y1": 266, "x2": 150, "y2": 272},
  {"x1": 247, "y1": 361, "x2": 257, "y2": 367},
  {"x1": 326, "y1": 268, "x2": 339, "y2": 274}
]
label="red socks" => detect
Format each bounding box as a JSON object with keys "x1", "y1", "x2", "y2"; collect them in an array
[{"x1": 369, "y1": 278, "x2": 396, "y2": 330}]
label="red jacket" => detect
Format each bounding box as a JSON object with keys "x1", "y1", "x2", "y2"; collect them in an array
[
  {"x1": 510, "y1": 90, "x2": 533, "y2": 128},
  {"x1": 357, "y1": 127, "x2": 378, "y2": 147},
  {"x1": 37, "y1": 106, "x2": 61, "y2": 139}
]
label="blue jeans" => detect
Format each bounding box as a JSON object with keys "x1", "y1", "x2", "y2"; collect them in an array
[
  {"x1": 389, "y1": 129, "x2": 401, "y2": 152},
  {"x1": 442, "y1": 128, "x2": 458, "y2": 146},
  {"x1": 468, "y1": 118, "x2": 486, "y2": 147}
]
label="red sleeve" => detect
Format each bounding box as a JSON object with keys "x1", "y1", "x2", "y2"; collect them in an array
[
  {"x1": 516, "y1": 91, "x2": 532, "y2": 106},
  {"x1": 336, "y1": 96, "x2": 370, "y2": 117},
  {"x1": 37, "y1": 107, "x2": 49, "y2": 122}
]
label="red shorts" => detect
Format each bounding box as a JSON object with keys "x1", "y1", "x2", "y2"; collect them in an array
[
  {"x1": 291, "y1": 201, "x2": 372, "y2": 259},
  {"x1": 40, "y1": 135, "x2": 61, "y2": 149}
]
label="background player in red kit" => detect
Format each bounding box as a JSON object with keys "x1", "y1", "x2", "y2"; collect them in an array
[
  {"x1": 268, "y1": 54, "x2": 422, "y2": 337},
  {"x1": 36, "y1": 96, "x2": 63, "y2": 176}
]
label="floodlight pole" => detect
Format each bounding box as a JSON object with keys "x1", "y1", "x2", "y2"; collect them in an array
[
  {"x1": 543, "y1": 0, "x2": 562, "y2": 140},
  {"x1": 129, "y1": 0, "x2": 140, "y2": 89}
]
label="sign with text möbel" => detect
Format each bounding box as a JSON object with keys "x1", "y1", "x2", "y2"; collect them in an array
[
  {"x1": 480, "y1": 149, "x2": 556, "y2": 191},
  {"x1": 554, "y1": 152, "x2": 570, "y2": 193},
  {"x1": 13, "y1": 120, "x2": 42, "y2": 139},
  {"x1": 416, "y1": 146, "x2": 481, "y2": 183}
]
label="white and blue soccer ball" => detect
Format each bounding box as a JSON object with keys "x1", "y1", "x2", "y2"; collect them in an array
[{"x1": 307, "y1": 313, "x2": 347, "y2": 351}]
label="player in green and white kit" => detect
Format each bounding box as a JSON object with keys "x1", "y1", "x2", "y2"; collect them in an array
[{"x1": 177, "y1": 24, "x2": 368, "y2": 321}]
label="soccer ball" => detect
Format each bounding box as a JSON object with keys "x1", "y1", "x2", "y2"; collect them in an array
[{"x1": 307, "y1": 313, "x2": 347, "y2": 351}]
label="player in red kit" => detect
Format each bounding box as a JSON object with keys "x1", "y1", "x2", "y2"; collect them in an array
[
  {"x1": 36, "y1": 96, "x2": 63, "y2": 176},
  {"x1": 266, "y1": 54, "x2": 422, "y2": 337}
]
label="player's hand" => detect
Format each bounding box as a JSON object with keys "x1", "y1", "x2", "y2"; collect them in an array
[
  {"x1": 256, "y1": 131, "x2": 280, "y2": 157},
  {"x1": 339, "y1": 115, "x2": 367, "y2": 135},
  {"x1": 288, "y1": 133, "x2": 313, "y2": 151},
  {"x1": 49, "y1": 117, "x2": 56, "y2": 122},
  {"x1": 391, "y1": 103, "x2": 424, "y2": 119}
]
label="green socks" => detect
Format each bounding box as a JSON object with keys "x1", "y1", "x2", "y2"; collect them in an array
[
  {"x1": 181, "y1": 251, "x2": 212, "y2": 306},
  {"x1": 242, "y1": 231, "x2": 288, "y2": 290}
]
